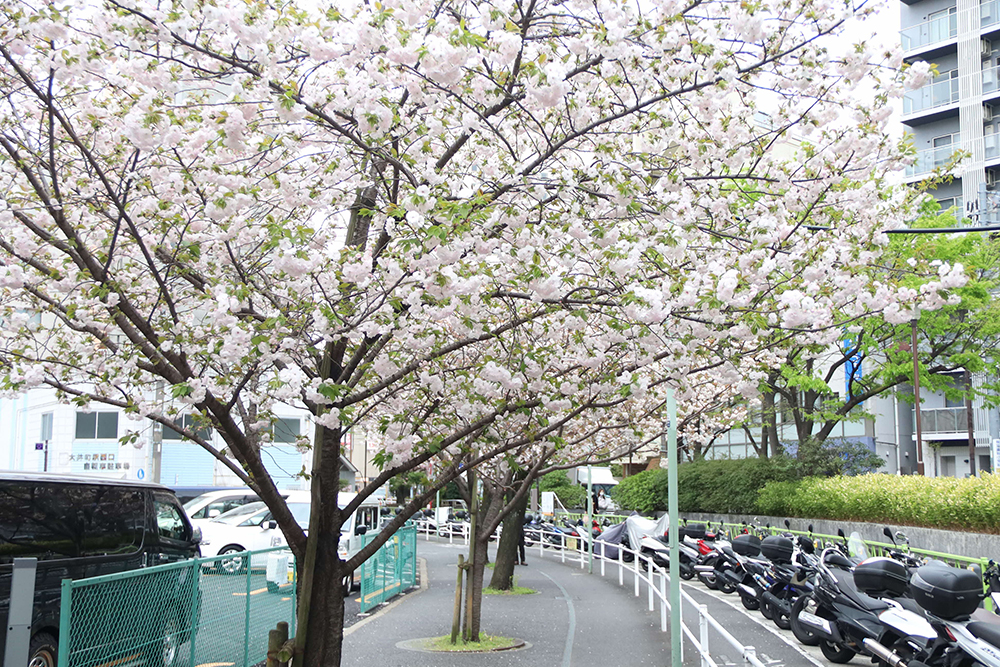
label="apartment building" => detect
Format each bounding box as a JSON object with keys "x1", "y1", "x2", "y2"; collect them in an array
[{"x1": 901, "y1": 0, "x2": 1000, "y2": 222}]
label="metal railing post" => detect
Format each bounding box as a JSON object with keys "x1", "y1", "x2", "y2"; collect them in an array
[
  {"x1": 699, "y1": 604, "x2": 710, "y2": 667},
  {"x1": 561, "y1": 533, "x2": 566, "y2": 563},
  {"x1": 190, "y1": 558, "x2": 200, "y2": 667},
  {"x1": 244, "y1": 554, "x2": 252, "y2": 667},
  {"x1": 618, "y1": 548, "x2": 624, "y2": 586},
  {"x1": 745, "y1": 646, "x2": 757, "y2": 665},
  {"x1": 634, "y1": 554, "x2": 640, "y2": 597},
  {"x1": 648, "y1": 566, "x2": 654, "y2": 611},
  {"x1": 660, "y1": 573, "x2": 668, "y2": 632},
  {"x1": 600, "y1": 543, "x2": 606, "y2": 577},
  {"x1": 58, "y1": 579, "x2": 72, "y2": 667}
]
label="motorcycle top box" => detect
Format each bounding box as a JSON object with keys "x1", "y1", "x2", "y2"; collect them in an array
[
  {"x1": 682, "y1": 523, "x2": 707, "y2": 540},
  {"x1": 910, "y1": 564, "x2": 983, "y2": 620},
  {"x1": 853, "y1": 557, "x2": 909, "y2": 597},
  {"x1": 760, "y1": 535, "x2": 794, "y2": 563},
  {"x1": 732, "y1": 534, "x2": 762, "y2": 557}
]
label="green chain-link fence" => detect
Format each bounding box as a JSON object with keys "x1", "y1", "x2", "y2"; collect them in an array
[
  {"x1": 359, "y1": 525, "x2": 417, "y2": 613},
  {"x1": 57, "y1": 546, "x2": 297, "y2": 667}
]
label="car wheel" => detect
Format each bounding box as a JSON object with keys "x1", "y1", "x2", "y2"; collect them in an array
[
  {"x1": 820, "y1": 640, "x2": 856, "y2": 664},
  {"x1": 28, "y1": 632, "x2": 57, "y2": 667},
  {"x1": 216, "y1": 546, "x2": 247, "y2": 575},
  {"x1": 145, "y1": 614, "x2": 181, "y2": 667},
  {"x1": 789, "y1": 594, "x2": 822, "y2": 647}
]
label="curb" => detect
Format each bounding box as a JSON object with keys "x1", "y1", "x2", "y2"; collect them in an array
[{"x1": 343, "y1": 557, "x2": 429, "y2": 637}]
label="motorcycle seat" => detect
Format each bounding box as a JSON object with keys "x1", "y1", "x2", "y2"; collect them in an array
[
  {"x1": 968, "y1": 621, "x2": 1000, "y2": 649},
  {"x1": 891, "y1": 596, "x2": 924, "y2": 616},
  {"x1": 833, "y1": 570, "x2": 890, "y2": 612}
]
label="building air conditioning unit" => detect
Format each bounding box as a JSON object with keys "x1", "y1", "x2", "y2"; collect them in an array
[
  {"x1": 984, "y1": 38, "x2": 993, "y2": 57},
  {"x1": 987, "y1": 168, "x2": 998, "y2": 187},
  {"x1": 986, "y1": 104, "x2": 995, "y2": 122}
]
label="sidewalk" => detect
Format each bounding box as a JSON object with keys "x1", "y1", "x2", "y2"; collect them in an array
[{"x1": 341, "y1": 539, "x2": 671, "y2": 666}]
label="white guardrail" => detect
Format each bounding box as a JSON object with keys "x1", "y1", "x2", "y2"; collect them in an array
[{"x1": 414, "y1": 521, "x2": 766, "y2": 667}]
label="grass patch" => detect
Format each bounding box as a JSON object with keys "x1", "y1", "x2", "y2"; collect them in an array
[
  {"x1": 483, "y1": 580, "x2": 536, "y2": 595},
  {"x1": 426, "y1": 634, "x2": 520, "y2": 652},
  {"x1": 486, "y1": 561, "x2": 494, "y2": 569}
]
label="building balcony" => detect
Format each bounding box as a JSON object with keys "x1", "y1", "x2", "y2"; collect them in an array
[
  {"x1": 916, "y1": 407, "x2": 969, "y2": 434},
  {"x1": 904, "y1": 133, "x2": 963, "y2": 178},
  {"x1": 901, "y1": 11, "x2": 957, "y2": 52},
  {"x1": 902, "y1": 72, "x2": 958, "y2": 116}
]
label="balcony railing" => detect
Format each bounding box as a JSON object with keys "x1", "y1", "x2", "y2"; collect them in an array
[
  {"x1": 901, "y1": 11, "x2": 957, "y2": 51},
  {"x1": 916, "y1": 407, "x2": 969, "y2": 434},
  {"x1": 900, "y1": 0, "x2": 1000, "y2": 52},
  {"x1": 904, "y1": 133, "x2": 963, "y2": 177},
  {"x1": 903, "y1": 71, "x2": 959, "y2": 115}
]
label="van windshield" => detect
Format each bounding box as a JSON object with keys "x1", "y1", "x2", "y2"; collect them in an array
[{"x1": 213, "y1": 502, "x2": 266, "y2": 524}]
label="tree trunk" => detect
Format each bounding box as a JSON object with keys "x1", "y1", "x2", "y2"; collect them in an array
[
  {"x1": 301, "y1": 538, "x2": 347, "y2": 665},
  {"x1": 489, "y1": 492, "x2": 528, "y2": 590},
  {"x1": 468, "y1": 535, "x2": 490, "y2": 640}
]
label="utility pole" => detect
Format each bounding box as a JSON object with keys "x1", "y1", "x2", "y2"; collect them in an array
[
  {"x1": 911, "y1": 319, "x2": 925, "y2": 475},
  {"x1": 151, "y1": 382, "x2": 165, "y2": 483},
  {"x1": 966, "y1": 369, "x2": 977, "y2": 476}
]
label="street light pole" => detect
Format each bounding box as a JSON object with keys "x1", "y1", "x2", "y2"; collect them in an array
[{"x1": 911, "y1": 319, "x2": 925, "y2": 476}]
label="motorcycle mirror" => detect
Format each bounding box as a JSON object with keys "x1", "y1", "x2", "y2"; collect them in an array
[
  {"x1": 882, "y1": 527, "x2": 895, "y2": 543},
  {"x1": 837, "y1": 528, "x2": 846, "y2": 539},
  {"x1": 784, "y1": 519, "x2": 790, "y2": 528},
  {"x1": 808, "y1": 524, "x2": 813, "y2": 533}
]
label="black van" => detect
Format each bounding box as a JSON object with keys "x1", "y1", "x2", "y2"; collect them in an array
[{"x1": 0, "y1": 472, "x2": 201, "y2": 667}]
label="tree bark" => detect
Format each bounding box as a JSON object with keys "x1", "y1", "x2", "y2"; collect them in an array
[
  {"x1": 489, "y1": 492, "x2": 528, "y2": 590},
  {"x1": 300, "y1": 538, "x2": 347, "y2": 665},
  {"x1": 468, "y1": 534, "x2": 490, "y2": 640}
]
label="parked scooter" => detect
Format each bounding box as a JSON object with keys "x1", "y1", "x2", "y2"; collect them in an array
[
  {"x1": 863, "y1": 563, "x2": 999, "y2": 667},
  {"x1": 794, "y1": 540, "x2": 936, "y2": 664}
]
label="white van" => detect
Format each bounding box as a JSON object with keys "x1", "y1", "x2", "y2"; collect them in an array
[{"x1": 265, "y1": 492, "x2": 382, "y2": 595}]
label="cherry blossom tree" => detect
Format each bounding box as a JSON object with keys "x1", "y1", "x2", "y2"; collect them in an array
[{"x1": 0, "y1": 0, "x2": 967, "y2": 663}]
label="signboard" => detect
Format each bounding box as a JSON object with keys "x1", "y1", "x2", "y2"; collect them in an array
[
  {"x1": 435, "y1": 507, "x2": 450, "y2": 526},
  {"x1": 541, "y1": 491, "x2": 555, "y2": 516},
  {"x1": 68, "y1": 443, "x2": 128, "y2": 475}
]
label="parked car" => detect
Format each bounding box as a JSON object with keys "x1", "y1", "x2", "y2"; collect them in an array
[
  {"x1": 198, "y1": 491, "x2": 311, "y2": 573},
  {"x1": 265, "y1": 492, "x2": 382, "y2": 595},
  {"x1": 0, "y1": 471, "x2": 201, "y2": 667},
  {"x1": 182, "y1": 488, "x2": 294, "y2": 528}
]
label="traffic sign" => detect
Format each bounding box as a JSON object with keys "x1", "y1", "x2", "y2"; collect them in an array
[{"x1": 137, "y1": 468, "x2": 145, "y2": 480}]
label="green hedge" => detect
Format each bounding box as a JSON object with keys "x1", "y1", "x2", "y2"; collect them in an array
[
  {"x1": 611, "y1": 458, "x2": 799, "y2": 515},
  {"x1": 757, "y1": 473, "x2": 1000, "y2": 533}
]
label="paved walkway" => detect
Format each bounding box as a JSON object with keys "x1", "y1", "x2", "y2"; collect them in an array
[{"x1": 341, "y1": 539, "x2": 672, "y2": 666}]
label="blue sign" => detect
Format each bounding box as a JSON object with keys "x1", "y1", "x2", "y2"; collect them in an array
[
  {"x1": 34, "y1": 442, "x2": 44, "y2": 450},
  {"x1": 137, "y1": 468, "x2": 145, "y2": 480}
]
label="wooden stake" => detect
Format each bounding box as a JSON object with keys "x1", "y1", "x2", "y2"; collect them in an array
[{"x1": 451, "y1": 554, "x2": 465, "y2": 644}]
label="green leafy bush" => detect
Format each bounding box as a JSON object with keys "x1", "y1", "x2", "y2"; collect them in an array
[
  {"x1": 612, "y1": 458, "x2": 799, "y2": 515},
  {"x1": 538, "y1": 471, "x2": 587, "y2": 509},
  {"x1": 610, "y1": 469, "x2": 668, "y2": 514},
  {"x1": 756, "y1": 473, "x2": 1000, "y2": 533}
]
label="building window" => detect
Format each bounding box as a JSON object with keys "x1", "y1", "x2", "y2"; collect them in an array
[
  {"x1": 75, "y1": 412, "x2": 118, "y2": 440},
  {"x1": 928, "y1": 7, "x2": 957, "y2": 43},
  {"x1": 163, "y1": 415, "x2": 212, "y2": 441},
  {"x1": 40, "y1": 413, "x2": 53, "y2": 442},
  {"x1": 932, "y1": 133, "x2": 957, "y2": 168},
  {"x1": 272, "y1": 418, "x2": 301, "y2": 443}
]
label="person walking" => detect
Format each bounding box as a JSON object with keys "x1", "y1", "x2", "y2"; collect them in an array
[{"x1": 518, "y1": 517, "x2": 528, "y2": 566}]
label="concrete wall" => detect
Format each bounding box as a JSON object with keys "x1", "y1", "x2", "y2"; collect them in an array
[{"x1": 681, "y1": 512, "x2": 1000, "y2": 561}]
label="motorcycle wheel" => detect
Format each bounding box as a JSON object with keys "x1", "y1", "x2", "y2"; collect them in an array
[
  {"x1": 716, "y1": 566, "x2": 737, "y2": 594},
  {"x1": 679, "y1": 567, "x2": 694, "y2": 581},
  {"x1": 700, "y1": 556, "x2": 719, "y2": 590},
  {"x1": 819, "y1": 640, "x2": 856, "y2": 664},
  {"x1": 789, "y1": 594, "x2": 822, "y2": 647},
  {"x1": 740, "y1": 591, "x2": 760, "y2": 611},
  {"x1": 759, "y1": 595, "x2": 773, "y2": 619},
  {"x1": 770, "y1": 591, "x2": 792, "y2": 630}
]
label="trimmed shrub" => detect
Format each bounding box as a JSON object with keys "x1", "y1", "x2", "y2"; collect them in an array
[
  {"x1": 610, "y1": 469, "x2": 668, "y2": 515},
  {"x1": 755, "y1": 473, "x2": 1000, "y2": 533},
  {"x1": 612, "y1": 457, "x2": 799, "y2": 515},
  {"x1": 539, "y1": 471, "x2": 588, "y2": 509}
]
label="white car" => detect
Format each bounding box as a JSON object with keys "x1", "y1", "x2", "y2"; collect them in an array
[
  {"x1": 265, "y1": 492, "x2": 383, "y2": 595},
  {"x1": 199, "y1": 491, "x2": 311, "y2": 574}
]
